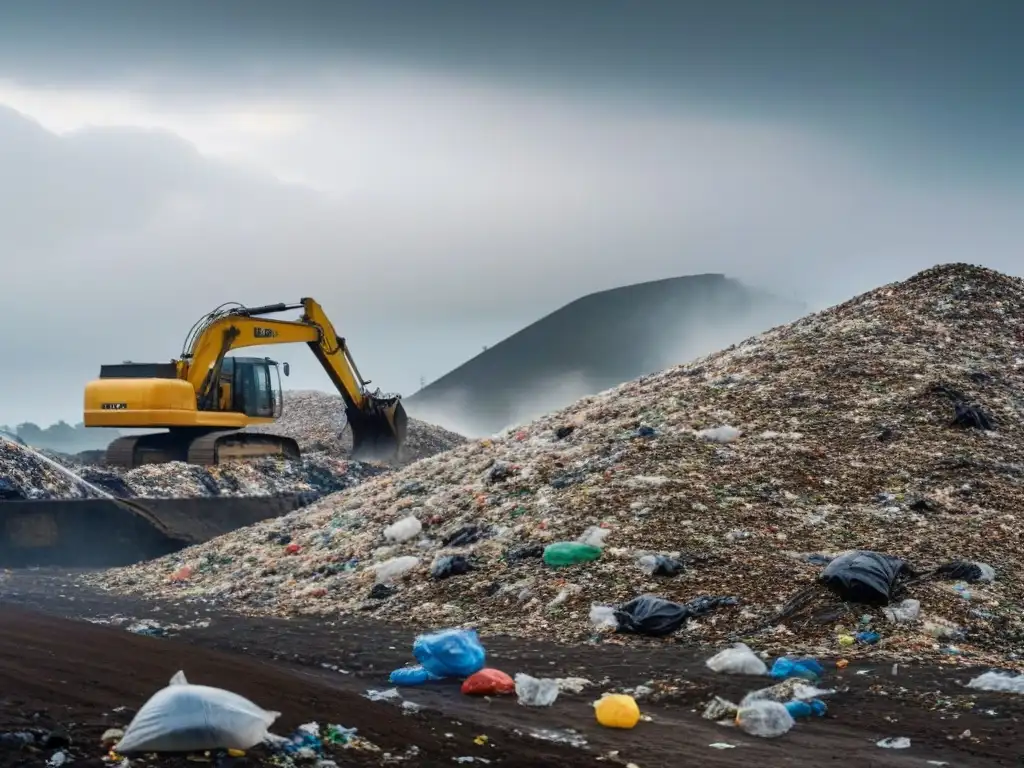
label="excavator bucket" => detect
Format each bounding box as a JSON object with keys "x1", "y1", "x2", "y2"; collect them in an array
[
  {"x1": 347, "y1": 396, "x2": 409, "y2": 463},
  {"x1": 0, "y1": 495, "x2": 310, "y2": 568}
]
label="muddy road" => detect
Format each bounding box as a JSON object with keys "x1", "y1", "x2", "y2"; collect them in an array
[{"x1": 0, "y1": 569, "x2": 1021, "y2": 767}]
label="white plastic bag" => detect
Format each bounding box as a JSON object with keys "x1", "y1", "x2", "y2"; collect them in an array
[
  {"x1": 735, "y1": 701, "x2": 794, "y2": 738},
  {"x1": 882, "y1": 598, "x2": 921, "y2": 624},
  {"x1": 373, "y1": 556, "x2": 420, "y2": 583},
  {"x1": 115, "y1": 671, "x2": 280, "y2": 754},
  {"x1": 589, "y1": 604, "x2": 619, "y2": 631},
  {"x1": 383, "y1": 516, "x2": 422, "y2": 543},
  {"x1": 966, "y1": 671, "x2": 1024, "y2": 694},
  {"x1": 577, "y1": 526, "x2": 610, "y2": 548},
  {"x1": 514, "y1": 673, "x2": 560, "y2": 707},
  {"x1": 706, "y1": 643, "x2": 768, "y2": 676}
]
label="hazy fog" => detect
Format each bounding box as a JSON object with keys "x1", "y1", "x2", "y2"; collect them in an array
[{"x1": 1, "y1": 1, "x2": 1020, "y2": 426}]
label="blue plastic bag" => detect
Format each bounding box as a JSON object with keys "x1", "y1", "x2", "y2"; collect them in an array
[
  {"x1": 770, "y1": 657, "x2": 824, "y2": 682},
  {"x1": 784, "y1": 699, "x2": 827, "y2": 718},
  {"x1": 388, "y1": 665, "x2": 443, "y2": 686},
  {"x1": 412, "y1": 628, "x2": 486, "y2": 678}
]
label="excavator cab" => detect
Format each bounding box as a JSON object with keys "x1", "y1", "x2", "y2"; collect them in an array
[{"x1": 217, "y1": 356, "x2": 284, "y2": 420}]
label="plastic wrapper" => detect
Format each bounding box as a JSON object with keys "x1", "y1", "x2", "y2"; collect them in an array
[
  {"x1": 735, "y1": 701, "x2": 794, "y2": 738},
  {"x1": 706, "y1": 643, "x2": 767, "y2": 675},
  {"x1": 514, "y1": 673, "x2": 559, "y2": 707}
]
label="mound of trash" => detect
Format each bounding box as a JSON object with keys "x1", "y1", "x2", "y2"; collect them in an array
[
  {"x1": 0, "y1": 437, "x2": 385, "y2": 500},
  {"x1": 94, "y1": 265, "x2": 1024, "y2": 665},
  {"x1": 246, "y1": 390, "x2": 466, "y2": 464}
]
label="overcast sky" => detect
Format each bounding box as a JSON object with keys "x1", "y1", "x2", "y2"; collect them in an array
[{"x1": 1, "y1": 0, "x2": 1021, "y2": 425}]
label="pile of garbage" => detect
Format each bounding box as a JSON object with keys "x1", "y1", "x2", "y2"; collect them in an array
[
  {"x1": 93, "y1": 264, "x2": 1024, "y2": 665},
  {"x1": 80, "y1": 453, "x2": 388, "y2": 499},
  {"x1": 246, "y1": 389, "x2": 466, "y2": 464},
  {"x1": 0, "y1": 437, "x2": 387, "y2": 500}
]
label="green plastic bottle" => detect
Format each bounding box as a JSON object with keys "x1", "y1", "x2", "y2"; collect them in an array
[{"x1": 543, "y1": 541, "x2": 602, "y2": 567}]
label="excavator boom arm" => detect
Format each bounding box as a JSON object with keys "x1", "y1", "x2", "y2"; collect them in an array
[
  {"x1": 180, "y1": 297, "x2": 407, "y2": 462},
  {"x1": 183, "y1": 298, "x2": 368, "y2": 412}
]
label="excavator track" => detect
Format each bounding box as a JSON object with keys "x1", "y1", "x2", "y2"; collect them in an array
[{"x1": 104, "y1": 430, "x2": 301, "y2": 469}]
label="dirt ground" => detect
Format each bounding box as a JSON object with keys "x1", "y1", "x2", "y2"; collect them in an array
[{"x1": 1, "y1": 570, "x2": 1022, "y2": 767}]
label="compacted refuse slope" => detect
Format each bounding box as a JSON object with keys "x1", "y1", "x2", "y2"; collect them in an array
[{"x1": 93, "y1": 264, "x2": 1024, "y2": 666}]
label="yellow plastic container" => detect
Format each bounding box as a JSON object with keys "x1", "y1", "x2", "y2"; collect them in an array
[{"x1": 594, "y1": 694, "x2": 641, "y2": 729}]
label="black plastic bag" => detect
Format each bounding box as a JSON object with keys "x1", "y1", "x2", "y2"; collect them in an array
[
  {"x1": 934, "y1": 560, "x2": 995, "y2": 583},
  {"x1": 431, "y1": 555, "x2": 473, "y2": 580},
  {"x1": 442, "y1": 525, "x2": 488, "y2": 547},
  {"x1": 644, "y1": 555, "x2": 684, "y2": 576},
  {"x1": 505, "y1": 544, "x2": 545, "y2": 563},
  {"x1": 613, "y1": 594, "x2": 738, "y2": 637},
  {"x1": 819, "y1": 550, "x2": 910, "y2": 604},
  {"x1": 953, "y1": 402, "x2": 995, "y2": 430}
]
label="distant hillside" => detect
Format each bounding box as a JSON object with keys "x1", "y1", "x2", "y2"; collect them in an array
[
  {"x1": 0, "y1": 420, "x2": 122, "y2": 454},
  {"x1": 405, "y1": 274, "x2": 805, "y2": 435}
]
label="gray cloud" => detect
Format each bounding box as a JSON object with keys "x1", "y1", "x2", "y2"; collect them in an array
[
  {"x1": 0, "y1": 1, "x2": 1021, "y2": 175},
  {"x1": 0, "y1": 2, "x2": 1021, "y2": 428}
]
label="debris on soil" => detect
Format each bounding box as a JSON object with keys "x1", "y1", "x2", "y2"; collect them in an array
[{"x1": 92, "y1": 264, "x2": 1024, "y2": 667}]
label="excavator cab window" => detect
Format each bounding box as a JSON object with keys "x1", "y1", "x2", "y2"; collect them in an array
[{"x1": 224, "y1": 357, "x2": 279, "y2": 418}]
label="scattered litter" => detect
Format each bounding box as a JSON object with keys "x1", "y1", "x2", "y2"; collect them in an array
[
  {"x1": 413, "y1": 628, "x2": 487, "y2": 678},
  {"x1": 374, "y1": 556, "x2": 420, "y2": 583},
  {"x1": 594, "y1": 694, "x2": 641, "y2": 729},
  {"x1": 363, "y1": 689, "x2": 402, "y2": 703},
  {"x1": 612, "y1": 594, "x2": 738, "y2": 637},
  {"x1": 708, "y1": 742, "x2": 736, "y2": 749},
  {"x1": 769, "y1": 658, "x2": 824, "y2": 682},
  {"x1": 703, "y1": 696, "x2": 739, "y2": 721},
  {"x1": 883, "y1": 599, "x2": 921, "y2": 624},
  {"x1": 819, "y1": 550, "x2": 910, "y2": 604},
  {"x1": 966, "y1": 671, "x2": 1024, "y2": 694},
  {"x1": 636, "y1": 554, "x2": 684, "y2": 576},
  {"x1": 515, "y1": 674, "x2": 560, "y2": 707},
  {"x1": 543, "y1": 542, "x2": 602, "y2": 567},
  {"x1": 389, "y1": 665, "x2": 442, "y2": 686},
  {"x1": 114, "y1": 670, "x2": 279, "y2": 754},
  {"x1": 706, "y1": 643, "x2": 767, "y2": 676},
  {"x1": 384, "y1": 516, "x2": 423, "y2": 543},
  {"x1": 734, "y1": 701, "x2": 794, "y2": 738},
  {"x1": 741, "y1": 679, "x2": 833, "y2": 707},
  {"x1": 934, "y1": 561, "x2": 996, "y2": 583},
  {"x1": 462, "y1": 668, "x2": 516, "y2": 696},
  {"x1": 876, "y1": 737, "x2": 911, "y2": 749},
  {"x1": 783, "y1": 699, "x2": 827, "y2": 718}
]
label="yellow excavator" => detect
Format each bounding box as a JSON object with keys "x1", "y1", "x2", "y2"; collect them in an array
[{"x1": 82, "y1": 298, "x2": 408, "y2": 468}]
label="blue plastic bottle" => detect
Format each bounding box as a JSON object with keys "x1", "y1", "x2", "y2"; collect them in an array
[
  {"x1": 388, "y1": 665, "x2": 443, "y2": 685},
  {"x1": 784, "y1": 699, "x2": 828, "y2": 718}
]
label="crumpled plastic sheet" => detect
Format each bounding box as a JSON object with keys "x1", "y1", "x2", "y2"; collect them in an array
[{"x1": 90, "y1": 265, "x2": 1024, "y2": 667}]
